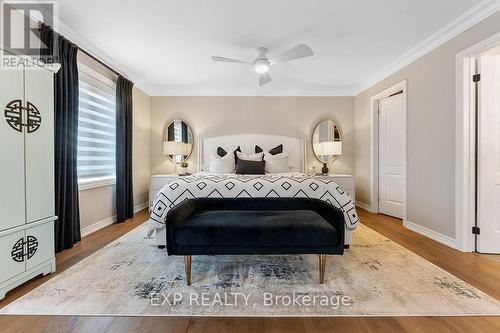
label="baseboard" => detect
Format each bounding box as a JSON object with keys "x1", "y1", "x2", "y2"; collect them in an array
[
  {"x1": 356, "y1": 201, "x2": 375, "y2": 213},
  {"x1": 81, "y1": 215, "x2": 116, "y2": 237},
  {"x1": 134, "y1": 202, "x2": 148, "y2": 213},
  {"x1": 81, "y1": 201, "x2": 148, "y2": 237},
  {"x1": 403, "y1": 220, "x2": 456, "y2": 249}
]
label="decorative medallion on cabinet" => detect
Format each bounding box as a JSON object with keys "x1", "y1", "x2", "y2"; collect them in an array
[
  {"x1": 4, "y1": 100, "x2": 42, "y2": 133},
  {"x1": 11, "y1": 235, "x2": 38, "y2": 262},
  {"x1": 0, "y1": 55, "x2": 60, "y2": 300}
]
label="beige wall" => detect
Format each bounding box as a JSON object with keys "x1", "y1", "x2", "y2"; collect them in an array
[
  {"x1": 132, "y1": 88, "x2": 152, "y2": 208},
  {"x1": 79, "y1": 185, "x2": 116, "y2": 230},
  {"x1": 354, "y1": 11, "x2": 500, "y2": 238},
  {"x1": 150, "y1": 97, "x2": 355, "y2": 175},
  {"x1": 79, "y1": 86, "x2": 151, "y2": 231}
]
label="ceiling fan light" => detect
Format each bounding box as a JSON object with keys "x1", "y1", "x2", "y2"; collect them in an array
[{"x1": 254, "y1": 60, "x2": 270, "y2": 73}]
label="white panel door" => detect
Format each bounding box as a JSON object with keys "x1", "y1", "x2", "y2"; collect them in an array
[
  {"x1": 0, "y1": 64, "x2": 25, "y2": 230},
  {"x1": 477, "y1": 54, "x2": 500, "y2": 253},
  {"x1": 24, "y1": 68, "x2": 55, "y2": 223},
  {"x1": 378, "y1": 94, "x2": 405, "y2": 218}
]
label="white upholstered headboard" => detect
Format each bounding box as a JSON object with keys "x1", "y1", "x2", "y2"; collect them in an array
[{"x1": 198, "y1": 134, "x2": 305, "y2": 173}]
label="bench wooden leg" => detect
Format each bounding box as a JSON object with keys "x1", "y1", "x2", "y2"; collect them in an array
[
  {"x1": 319, "y1": 254, "x2": 326, "y2": 284},
  {"x1": 184, "y1": 255, "x2": 191, "y2": 286}
]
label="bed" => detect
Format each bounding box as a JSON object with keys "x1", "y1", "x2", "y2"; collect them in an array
[{"x1": 147, "y1": 134, "x2": 359, "y2": 247}]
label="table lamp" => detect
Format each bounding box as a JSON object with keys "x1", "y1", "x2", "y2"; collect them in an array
[
  {"x1": 163, "y1": 141, "x2": 188, "y2": 175},
  {"x1": 316, "y1": 141, "x2": 342, "y2": 175}
]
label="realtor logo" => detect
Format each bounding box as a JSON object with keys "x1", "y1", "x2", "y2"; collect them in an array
[{"x1": 1, "y1": 1, "x2": 57, "y2": 56}]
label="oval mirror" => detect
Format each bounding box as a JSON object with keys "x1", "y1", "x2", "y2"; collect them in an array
[
  {"x1": 312, "y1": 120, "x2": 342, "y2": 164},
  {"x1": 163, "y1": 119, "x2": 194, "y2": 163}
]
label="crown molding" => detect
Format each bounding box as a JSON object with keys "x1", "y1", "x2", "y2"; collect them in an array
[
  {"x1": 53, "y1": 17, "x2": 152, "y2": 93},
  {"x1": 50, "y1": 0, "x2": 499, "y2": 97},
  {"x1": 57, "y1": 18, "x2": 154, "y2": 94},
  {"x1": 352, "y1": 0, "x2": 500, "y2": 96},
  {"x1": 129, "y1": 81, "x2": 156, "y2": 96},
  {"x1": 143, "y1": 85, "x2": 357, "y2": 97}
]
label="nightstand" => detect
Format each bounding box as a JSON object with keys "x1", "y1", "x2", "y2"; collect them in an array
[
  {"x1": 149, "y1": 174, "x2": 179, "y2": 207},
  {"x1": 325, "y1": 174, "x2": 355, "y2": 201}
]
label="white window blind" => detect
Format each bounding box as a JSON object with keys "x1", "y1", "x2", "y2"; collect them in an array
[
  {"x1": 174, "y1": 122, "x2": 182, "y2": 141},
  {"x1": 77, "y1": 63, "x2": 116, "y2": 184}
]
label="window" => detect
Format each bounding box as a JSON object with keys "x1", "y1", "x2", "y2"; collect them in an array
[{"x1": 77, "y1": 63, "x2": 116, "y2": 187}]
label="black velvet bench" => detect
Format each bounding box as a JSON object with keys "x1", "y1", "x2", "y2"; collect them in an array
[{"x1": 165, "y1": 197, "x2": 345, "y2": 285}]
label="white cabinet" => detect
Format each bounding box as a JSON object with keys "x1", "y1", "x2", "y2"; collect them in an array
[
  {"x1": 327, "y1": 174, "x2": 355, "y2": 200},
  {"x1": 0, "y1": 57, "x2": 59, "y2": 299},
  {"x1": 25, "y1": 68, "x2": 55, "y2": 223},
  {"x1": 0, "y1": 230, "x2": 26, "y2": 283},
  {"x1": 149, "y1": 175, "x2": 179, "y2": 207},
  {"x1": 25, "y1": 221, "x2": 55, "y2": 270},
  {"x1": 0, "y1": 62, "x2": 25, "y2": 230}
]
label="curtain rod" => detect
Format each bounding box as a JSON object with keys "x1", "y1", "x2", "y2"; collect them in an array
[
  {"x1": 78, "y1": 47, "x2": 122, "y2": 78},
  {"x1": 37, "y1": 21, "x2": 127, "y2": 80}
]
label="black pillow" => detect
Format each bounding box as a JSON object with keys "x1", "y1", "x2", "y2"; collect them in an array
[
  {"x1": 235, "y1": 160, "x2": 265, "y2": 174},
  {"x1": 217, "y1": 146, "x2": 241, "y2": 161},
  {"x1": 255, "y1": 144, "x2": 283, "y2": 155},
  {"x1": 216, "y1": 147, "x2": 227, "y2": 157}
]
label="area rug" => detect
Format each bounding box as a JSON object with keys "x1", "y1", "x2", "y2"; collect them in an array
[{"x1": 1, "y1": 223, "x2": 499, "y2": 316}]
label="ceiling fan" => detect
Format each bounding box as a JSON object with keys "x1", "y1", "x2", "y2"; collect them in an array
[{"x1": 211, "y1": 44, "x2": 314, "y2": 86}]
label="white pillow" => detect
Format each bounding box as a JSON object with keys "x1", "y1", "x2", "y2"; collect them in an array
[
  {"x1": 209, "y1": 152, "x2": 235, "y2": 173},
  {"x1": 264, "y1": 152, "x2": 290, "y2": 173},
  {"x1": 236, "y1": 151, "x2": 264, "y2": 161}
]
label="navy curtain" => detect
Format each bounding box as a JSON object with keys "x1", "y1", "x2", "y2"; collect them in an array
[
  {"x1": 181, "y1": 122, "x2": 188, "y2": 160},
  {"x1": 116, "y1": 76, "x2": 134, "y2": 223},
  {"x1": 39, "y1": 23, "x2": 81, "y2": 252},
  {"x1": 181, "y1": 122, "x2": 188, "y2": 143},
  {"x1": 167, "y1": 123, "x2": 175, "y2": 141}
]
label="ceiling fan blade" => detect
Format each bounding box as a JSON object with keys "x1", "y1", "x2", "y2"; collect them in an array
[
  {"x1": 259, "y1": 72, "x2": 272, "y2": 86},
  {"x1": 211, "y1": 56, "x2": 252, "y2": 64},
  {"x1": 271, "y1": 44, "x2": 313, "y2": 63}
]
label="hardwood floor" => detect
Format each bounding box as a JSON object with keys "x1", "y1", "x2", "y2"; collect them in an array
[
  {"x1": 0, "y1": 208, "x2": 499, "y2": 332},
  {"x1": 484, "y1": 254, "x2": 500, "y2": 264},
  {"x1": 361, "y1": 211, "x2": 500, "y2": 301},
  {"x1": 0, "y1": 209, "x2": 148, "y2": 308}
]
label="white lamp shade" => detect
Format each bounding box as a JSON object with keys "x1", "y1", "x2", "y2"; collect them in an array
[
  {"x1": 313, "y1": 143, "x2": 324, "y2": 155},
  {"x1": 314, "y1": 141, "x2": 342, "y2": 156},
  {"x1": 333, "y1": 141, "x2": 342, "y2": 155},
  {"x1": 163, "y1": 141, "x2": 188, "y2": 156},
  {"x1": 185, "y1": 143, "x2": 192, "y2": 155},
  {"x1": 321, "y1": 141, "x2": 342, "y2": 155}
]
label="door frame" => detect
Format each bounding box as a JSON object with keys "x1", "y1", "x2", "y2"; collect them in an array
[
  {"x1": 368, "y1": 80, "x2": 407, "y2": 223},
  {"x1": 455, "y1": 32, "x2": 500, "y2": 252}
]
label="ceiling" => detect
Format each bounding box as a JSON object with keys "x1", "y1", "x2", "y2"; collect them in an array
[{"x1": 54, "y1": 0, "x2": 493, "y2": 95}]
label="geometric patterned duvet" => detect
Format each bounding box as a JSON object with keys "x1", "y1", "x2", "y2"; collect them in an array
[{"x1": 147, "y1": 173, "x2": 359, "y2": 237}]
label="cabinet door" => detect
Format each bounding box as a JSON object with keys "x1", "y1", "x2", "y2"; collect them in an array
[
  {"x1": 25, "y1": 220, "x2": 54, "y2": 270},
  {"x1": 0, "y1": 230, "x2": 26, "y2": 282},
  {"x1": 24, "y1": 68, "x2": 55, "y2": 223},
  {"x1": 0, "y1": 65, "x2": 25, "y2": 230}
]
